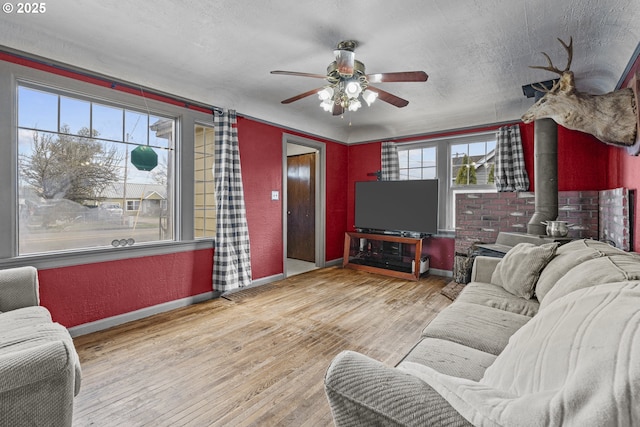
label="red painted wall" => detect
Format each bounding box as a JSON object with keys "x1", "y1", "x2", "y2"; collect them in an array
[
  {"x1": 325, "y1": 142, "x2": 349, "y2": 261},
  {"x1": 346, "y1": 142, "x2": 382, "y2": 232},
  {"x1": 39, "y1": 249, "x2": 213, "y2": 327},
  {"x1": 237, "y1": 118, "x2": 285, "y2": 278},
  {"x1": 519, "y1": 122, "x2": 611, "y2": 192}
]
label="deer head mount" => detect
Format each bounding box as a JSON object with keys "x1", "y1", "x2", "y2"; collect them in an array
[{"x1": 521, "y1": 37, "x2": 638, "y2": 147}]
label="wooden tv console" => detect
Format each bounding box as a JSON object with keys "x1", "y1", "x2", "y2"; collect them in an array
[{"x1": 342, "y1": 232, "x2": 428, "y2": 281}]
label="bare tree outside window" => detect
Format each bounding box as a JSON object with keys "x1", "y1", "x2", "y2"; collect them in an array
[{"x1": 19, "y1": 126, "x2": 122, "y2": 203}]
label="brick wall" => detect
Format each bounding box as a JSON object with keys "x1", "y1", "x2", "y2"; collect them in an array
[
  {"x1": 599, "y1": 188, "x2": 632, "y2": 251},
  {"x1": 455, "y1": 191, "x2": 599, "y2": 254}
]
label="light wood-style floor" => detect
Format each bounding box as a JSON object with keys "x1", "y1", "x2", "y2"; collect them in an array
[{"x1": 72, "y1": 267, "x2": 452, "y2": 426}]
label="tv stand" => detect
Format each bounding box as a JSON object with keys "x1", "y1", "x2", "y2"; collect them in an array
[{"x1": 342, "y1": 232, "x2": 428, "y2": 281}]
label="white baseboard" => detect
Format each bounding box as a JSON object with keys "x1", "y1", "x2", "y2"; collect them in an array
[
  {"x1": 325, "y1": 258, "x2": 343, "y2": 267},
  {"x1": 429, "y1": 268, "x2": 453, "y2": 278}
]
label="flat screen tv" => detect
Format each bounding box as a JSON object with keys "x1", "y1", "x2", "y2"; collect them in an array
[{"x1": 354, "y1": 179, "x2": 438, "y2": 235}]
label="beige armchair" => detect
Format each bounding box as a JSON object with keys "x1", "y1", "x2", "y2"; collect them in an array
[{"x1": 0, "y1": 266, "x2": 81, "y2": 427}]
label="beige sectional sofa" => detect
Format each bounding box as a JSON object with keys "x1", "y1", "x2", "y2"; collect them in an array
[
  {"x1": 0, "y1": 266, "x2": 81, "y2": 426},
  {"x1": 325, "y1": 239, "x2": 640, "y2": 426}
]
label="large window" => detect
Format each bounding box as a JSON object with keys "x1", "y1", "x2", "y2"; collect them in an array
[
  {"x1": 17, "y1": 83, "x2": 175, "y2": 254},
  {"x1": 397, "y1": 133, "x2": 497, "y2": 231}
]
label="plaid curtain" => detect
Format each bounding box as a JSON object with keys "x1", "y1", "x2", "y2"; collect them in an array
[
  {"x1": 495, "y1": 125, "x2": 529, "y2": 192},
  {"x1": 381, "y1": 142, "x2": 399, "y2": 180},
  {"x1": 213, "y1": 109, "x2": 252, "y2": 292}
]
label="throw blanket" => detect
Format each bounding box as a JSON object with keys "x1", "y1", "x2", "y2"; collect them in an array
[{"x1": 400, "y1": 281, "x2": 640, "y2": 426}]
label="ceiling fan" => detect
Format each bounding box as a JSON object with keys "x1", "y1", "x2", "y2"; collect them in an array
[{"x1": 271, "y1": 40, "x2": 428, "y2": 116}]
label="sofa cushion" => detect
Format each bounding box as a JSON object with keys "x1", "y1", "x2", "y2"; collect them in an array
[
  {"x1": 421, "y1": 302, "x2": 531, "y2": 355},
  {"x1": 456, "y1": 281, "x2": 540, "y2": 317},
  {"x1": 540, "y1": 253, "x2": 640, "y2": 308},
  {"x1": 400, "y1": 281, "x2": 640, "y2": 426},
  {"x1": 490, "y1": 242, "x2": 558, "y2": 299},
  {"x1": 535, "y1": 239, "x2": 629, "y2": 302},
  {"x1": 0, "y1": 306, "x2": 52, "y2": 328},
  {"x1": 399, "y1": 337, "x2": 496, "y2": 381}
]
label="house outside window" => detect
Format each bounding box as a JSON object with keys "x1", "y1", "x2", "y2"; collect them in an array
[
  {"x1": 17, "y1": 83, "x2": 175, "y2": 255},
  {"x1": 397, "y1": 132, "x2": 497, "y2": 231}
]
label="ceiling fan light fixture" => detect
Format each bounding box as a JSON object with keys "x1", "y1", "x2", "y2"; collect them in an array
[
  {"x1": 320, "y1": 98, "x2": 334, "y2": 112},
  {"x1": 345, "y1": 80, "x2": 362, "y2": 98},
  {"x1": 362, "y1": 89, "x2": 378, "y2": 106},
  {"x1": 348, "y1": 99, "x2": 362, "y2": 112},
  {"x1": 318, "y1": 86, "x2": 334, "y2": 101}
]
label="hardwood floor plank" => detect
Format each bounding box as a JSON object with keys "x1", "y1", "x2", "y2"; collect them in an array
[{"x1": 72, "y1": 267, "x2": 451, "y2": 426}]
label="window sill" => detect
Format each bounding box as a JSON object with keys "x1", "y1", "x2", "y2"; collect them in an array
[{"x1": 0, "y1": 239, "x2": 215, "y2": 270}]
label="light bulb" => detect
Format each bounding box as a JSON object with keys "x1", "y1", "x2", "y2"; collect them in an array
[
  {"x1": 320, "y1": 99, "x2": 333, "y2": 112},
  {"x1": 362, "y1": 89, "x2": 378, "y2": 106},
  {"x1": 345, "y1": 81, "x2": 362, "y2": 98},
  {"x1": 348, "y1": 99, "x2": 361, "y2": 111},
  {"x1": 318, "y1": 87, "x2": 334, "y2": 101}
]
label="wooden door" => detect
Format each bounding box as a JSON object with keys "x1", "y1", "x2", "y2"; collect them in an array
[{"x1": 287, "y1": 153, "x2": 316, "y2": 262}]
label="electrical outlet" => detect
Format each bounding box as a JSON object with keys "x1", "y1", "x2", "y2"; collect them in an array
[{"x1": 271, "y1": 190, "x2": 279, "y2": 200}]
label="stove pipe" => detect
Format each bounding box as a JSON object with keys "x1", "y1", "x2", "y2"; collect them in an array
[{"x1": 527, "y1": 118, "x2": 558, "y2": 235}]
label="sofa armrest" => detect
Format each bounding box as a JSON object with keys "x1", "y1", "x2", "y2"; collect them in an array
[
  {"x1": 470, "y1": 256, "x2": 501, "y2": 283},
  {"x1": 0, "y1": 341, "x2": 77, "y2": 394},
  {"x1": 0, "y1": 266, "x2": 39, "y2": 312},
  {"x1": 324, "y1": 350, "x2": 470, "y2": 426},
  {"x1": 0, "y1": 341, "x2": 76, "y2": 426}
]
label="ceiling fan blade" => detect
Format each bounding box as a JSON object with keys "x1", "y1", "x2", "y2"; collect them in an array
[
  {"x1": 281, "y1": 87, "x2": 323, "y2": 104},
  {"x1": 366, "y1": 86, "x2": 409, "y2": 108},
  {"x1": 366, "y1": 71, "x2": 428, "y2": 83},
  {"x1": 332, "y1": 103, "x2": 344, "y2": 116},
  {"x1": 271, "y1": 70, "x2": 327, "y2": 79}
]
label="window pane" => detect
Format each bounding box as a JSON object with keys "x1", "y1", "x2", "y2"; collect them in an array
[
  {"x1": 17, "y1": 85, "x2": 176, "y2": 255},
  {"x1": 194, "y1": 124, "x2": 216, "y2": 238},
  {"x1": 422, "y1": 167, "x2": 437, "y2": 179},
  {"x1": 408, "y1": 149, "x2": 422, "y2": 168},
  {"x1": 18, "y1": 86, "x2": 58, "y2": 132},
  {"x1": 398, "y1": 150, "x2": 408, "y2": 169},
  {"x1": 93, "y1": 103, "x2": 123, "y2": 141},
  {"x1": 60, "y1": 96, "x2": 90, "y2": 136},
  {"x1": 150, "y1": 116, "x2": 173, "y2": 149},
  {"x1": 451, "y1": 140, "x2": 496, "y2": 187},
  {"x1": 407, "y1": 168, "x2": 423, "y2": 180},
  {"x1": 125, "y1": 110, "x2": 148, "y2": 144},
  {"x1": 398, "y1": 145, "x2": 437, "y2": 182}
]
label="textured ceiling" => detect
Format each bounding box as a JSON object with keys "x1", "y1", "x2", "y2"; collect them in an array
[{"x1": 1, "y1": 0, "x2": 639, "y2": 143}]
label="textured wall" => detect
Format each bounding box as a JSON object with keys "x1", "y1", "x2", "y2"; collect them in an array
[{"x1": 455, "y1": 191, "x2": 599, "y2": 254}]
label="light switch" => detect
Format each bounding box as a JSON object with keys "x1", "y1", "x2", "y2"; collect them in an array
[{"x1": 271, "y1": 190, "x2": 279, "y2": 200}]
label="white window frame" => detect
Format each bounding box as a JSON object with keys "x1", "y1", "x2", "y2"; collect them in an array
[
  {"x1": 0, "y1": 59, "x2": 215, "y2": 269},
  {"x1": 397, "y1": 131, "x2": 497, "y2": 232}
]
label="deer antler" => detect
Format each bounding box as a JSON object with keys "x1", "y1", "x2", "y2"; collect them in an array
[{"x1": 529, "y1": 37, "x2": 573, "y2": 76}]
